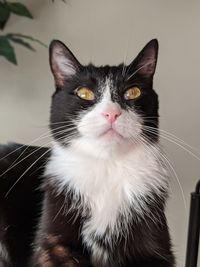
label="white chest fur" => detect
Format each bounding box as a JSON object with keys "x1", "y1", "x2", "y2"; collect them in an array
[{"x1": 45, "y1": 141, "x2": 168, "y2": 246}]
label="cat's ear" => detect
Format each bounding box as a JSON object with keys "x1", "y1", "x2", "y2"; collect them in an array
[
  {"x1": 49, "y1": 40, "x2": 81, "y2": 88},
  {"x1": 128, "y1": 39, "x2": 159, "y2": 79}
]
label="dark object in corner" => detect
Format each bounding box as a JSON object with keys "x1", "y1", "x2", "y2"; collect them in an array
[
  {"x1": 0, "y1": 143, "x2": 49, "y2": 267},
  {"x1": 185, "y1": 180, "x2": 200, "y2": 267}
]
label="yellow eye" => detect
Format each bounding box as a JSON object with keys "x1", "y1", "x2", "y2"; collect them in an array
[
  {"x1": 124, "y1": 87, "x2": 141, "y2": 100},
  {"x1": 76, "y1": 87, "x2": 95, "y2": 101}
]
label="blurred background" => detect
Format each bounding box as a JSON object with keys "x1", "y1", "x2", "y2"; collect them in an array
[{"x1": 0, "y1": 0, "x2": 200, "y2": 266}]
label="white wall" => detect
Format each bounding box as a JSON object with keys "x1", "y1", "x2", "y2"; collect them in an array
[{"x1": 0, "y1": 1, "x2": 200, "y2": 266}]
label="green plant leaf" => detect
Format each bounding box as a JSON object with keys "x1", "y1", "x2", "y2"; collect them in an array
[
  {"x1": 0, "y1": 36, "x2": 17, "y2": 64},
  {"x1": 8, "y1": 36, "x2": 36, "y2": 51},
  {"x1": 7, "y1": 33, "x2": 47, "y2": 48},
  {"x1": 0, "y1": 3, "x2": 10, "y2": 30},
  {"x1": 6, "y1": 2, "x2": 33, "y2": 19}
]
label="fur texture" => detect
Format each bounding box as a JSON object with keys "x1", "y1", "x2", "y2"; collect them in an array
[
  {"x1": 0, "y1": 143, "x2": 49, "y2": 267},
  {"x1": 0, "y1": 39, "x2": 175, "y2": 267},
  {"x1": 32, "y1": 39, "x2": 174, "y2": 267},
  {"x1": 46, "y1": 140, "x2": 169, "y2": 265}
]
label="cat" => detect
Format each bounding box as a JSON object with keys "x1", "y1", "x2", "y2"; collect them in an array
[{"x1": 0, "y1": 39, "x2": 175, "y2": 267}]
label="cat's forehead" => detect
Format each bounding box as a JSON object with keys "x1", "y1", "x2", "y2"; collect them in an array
[
  {"x1": 85, "y1": 64, "x2": 121, "y2": 78},
  {"x1": 84, "y1": 64, "x2": 125, "y2": 89}
]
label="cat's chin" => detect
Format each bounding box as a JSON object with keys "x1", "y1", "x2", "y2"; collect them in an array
[{"x1": 65, "y1": 133, "x2": 135, "y2": 160}]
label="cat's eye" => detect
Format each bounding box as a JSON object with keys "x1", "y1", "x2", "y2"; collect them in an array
[
  {"x1": 124, "y1": 87, "x2": 141, "y2": 100},
  {"x1": 75, "y1": 87, "x2": 95, "y2": 101}
]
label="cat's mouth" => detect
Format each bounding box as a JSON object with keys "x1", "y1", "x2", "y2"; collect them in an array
[{"x1": 99, "y1": 127, "x2": 124, "y2": 139}]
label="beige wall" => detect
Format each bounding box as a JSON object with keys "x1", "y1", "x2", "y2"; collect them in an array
[{"x1": 0, "y1": 0, "x2": 200, "y2": 266}]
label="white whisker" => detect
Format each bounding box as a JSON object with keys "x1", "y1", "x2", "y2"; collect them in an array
[
  {"x1": 5, "y1": 147, "x2": 52, "y2": 197},
  {"x1": 142, "y1": 126, "x2": 200, "y2": 161},
  {"x1": 139, "y1": 135, "x2": 187, "y2": 212},
  {"x1": 127, "y1": 60, "x2": 156, "y2": 80}
]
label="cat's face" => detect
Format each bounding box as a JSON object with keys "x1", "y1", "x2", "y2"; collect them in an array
[{"x1": 49, "y1": 40, "x2": 159, "y2": 157}]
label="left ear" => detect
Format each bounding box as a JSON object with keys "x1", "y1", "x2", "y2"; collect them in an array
[
  {"x1": 128, "y1": 39, "x2": 159, "y2": 79},
  {"x1": 49, "y1": 40, "x2": 81, "y2": 88}
]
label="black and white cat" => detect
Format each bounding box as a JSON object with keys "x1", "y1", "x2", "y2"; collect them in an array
[{"x1": 0, "y1": 39, "x2": 175, "y2": 267}]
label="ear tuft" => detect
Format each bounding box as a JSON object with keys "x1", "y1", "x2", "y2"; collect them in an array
[
  {"x1": 49, "y1": 40, "x2": 80, "y2": 88},
  {"x1": 129, "y1": 39, "x2": 159, "y2": 79}
]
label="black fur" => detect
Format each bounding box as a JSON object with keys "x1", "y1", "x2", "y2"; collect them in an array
[
  {"x1": 50, "y1": 40, "x2": 159, "y2": 146},
  {"x1": 0, "y1": 144, "x2": 49, "y2": 267},
  {"x1": 0, "y1": 39, "x2": 175, "y2": 267}
]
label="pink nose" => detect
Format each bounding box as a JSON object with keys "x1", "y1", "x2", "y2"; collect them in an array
[{"x1": 102, "y1": 109, "x2": 121, "y2": 123}]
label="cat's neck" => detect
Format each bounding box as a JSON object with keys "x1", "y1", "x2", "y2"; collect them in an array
[
  {"x1": 44, "y1": 141, "x2": 168, "y2": 259},
  {"x1": 45, "y1": 140, "x2": 168, "y2": 210}
]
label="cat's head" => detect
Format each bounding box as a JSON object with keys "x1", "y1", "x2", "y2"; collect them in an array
[{"x1": 49, "y1": 39, "x2": 159, "y2": 157}]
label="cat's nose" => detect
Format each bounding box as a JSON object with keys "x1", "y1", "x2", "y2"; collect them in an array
[{"x1": 102, "y1": 109, "x2": 122, "y2": 123}]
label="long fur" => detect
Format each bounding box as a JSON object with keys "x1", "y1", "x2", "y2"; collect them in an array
[{"x1": 0, "y1": 39, "x2": 175, "y2": 267}]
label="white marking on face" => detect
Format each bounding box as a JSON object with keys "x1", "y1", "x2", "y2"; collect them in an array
[{"x1": 74, "y1": 75, "x2": 143, "y2": 158}]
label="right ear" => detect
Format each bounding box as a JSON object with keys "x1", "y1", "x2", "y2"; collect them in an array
[{"x1": 49, "y1": 40, "x2": 81, "y2": 88}]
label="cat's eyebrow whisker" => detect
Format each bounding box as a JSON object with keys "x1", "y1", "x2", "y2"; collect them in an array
[
  {"x1": 121, "y1": 35, "x2": 131, "y2": 78},
  {"x1": 123, "y1": 54, "x2": 138, "y2": 77},
  {"x1": 122, "y1": 64, "x2": 127, "y2": 78},
  {"x1": 122, "y1": 61, "x2": 128, "y2": 78},
  {"x1": 126, "y1": 60, "x2": 156, "y2": 81}
]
